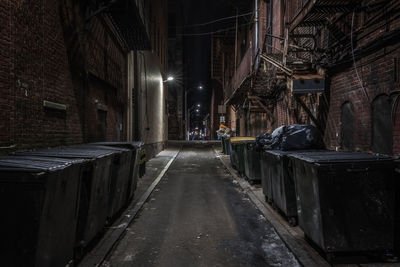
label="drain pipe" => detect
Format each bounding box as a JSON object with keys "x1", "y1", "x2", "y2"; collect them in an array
[{"x1": 254, "y1": 0, "x2": 259, "y2": 70}]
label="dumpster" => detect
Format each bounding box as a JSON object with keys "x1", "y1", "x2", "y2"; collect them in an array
[
  {"x1": 224, "y1": 137, "x2": 231, "y2": 156},
  {"x1": 260, "y1": 150, "x2": 273, "y2": 203},
  {"x1": 139, "y1": 147, "x2": 146, "y2": 178},
  {"x1": 79, "y1": 144, "x2": 132, "y2": 220},
  {"x1": 230, "y1": 137, "x2": 255, "y2": 175},
  {"x1": 221, "y1": 137, "x2": 226, "y2": 154},
  {"x1": 0, "y1": 156, "x2": 83, "y2": 267},
  {"x1": 264, "y1": 150, "x2": 298, "y2": 225},
  {"x1": 289, "y1": 151, "x2": 395, "y2": 255},
  {"x1": 243, "y1": 140, "x2": 262, "y2": 184},
  {"x1": 17, "y1": 147, "x2": 114, "y2": 248},
  {"x1": 90, "y1": 142, "x2": 143, "y2": 202}
]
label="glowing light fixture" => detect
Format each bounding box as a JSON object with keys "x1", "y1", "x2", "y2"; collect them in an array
[{"x1": 164, "y1": 76, "x2": 174, "y2": 82}]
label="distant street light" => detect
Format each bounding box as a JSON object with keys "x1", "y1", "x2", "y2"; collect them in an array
[
  {"x1": 196, "y1": 109, "x2": 199, "y2": 112},
  {"x1": 185, "y1": 86, "x2": 204, "y2": 140},
  {"x1": 197, "y1": 104, "x2": 201, "y2": 107}
]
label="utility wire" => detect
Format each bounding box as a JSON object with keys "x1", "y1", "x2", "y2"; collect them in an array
[
  {"x1": 171, "y1": 11, "x2": 254, "y2": 29},
  {"x1": 179, "y1": 21, "x2": 255, "y2": 37}
]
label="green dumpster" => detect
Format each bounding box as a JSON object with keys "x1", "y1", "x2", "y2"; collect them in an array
[
  {"x1": 230, "y1": 137, "x2": 255, "y2": 175},
  {"x1": 221, "y1": 137, "x2": 226, "y2": 154},
  {"x1": 224, "y1": 137, "x2": 231, "y2": 155},
  {"x1": 243, "y1": 140, "x2": 261, "y2": 184}
]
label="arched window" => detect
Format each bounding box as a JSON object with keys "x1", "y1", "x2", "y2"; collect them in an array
[
  {"x1": 341, "y1": 102, "x2": 354, "y2": 151},
  {"x1": 372, "y1": 94, "x2": 393, "y2": 154}
]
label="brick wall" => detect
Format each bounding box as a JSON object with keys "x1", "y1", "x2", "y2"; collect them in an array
[
  {"x1": 0, "y1": 0, "x2": 130, "y2": 150},
  {"x1": 0, "y1": 0, "x2": 84, "y2": 150},
  {"x1": 211, "y1": 81, "x2": 224, "y2": 139},
  {"x1": 85, "y1": 16, "x2": 127, "y2": 143},
  {"x1": 0, "y1": 0, "x2": 12, "y2": 147},
  {"x1": 325, "y1": 42, "x2": 400, "y2": 153}
]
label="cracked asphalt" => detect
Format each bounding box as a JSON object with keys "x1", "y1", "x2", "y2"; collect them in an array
[{"x1": 104, "y1": 147, "x2": 300, "y2": 267}]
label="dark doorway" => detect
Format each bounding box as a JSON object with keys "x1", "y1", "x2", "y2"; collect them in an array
[
  {"x1": 372, "y1": 94, "x2": 393, "y2": 154},
  {"x1": 341, "y1": 101, "x2": 354, "y2": 151},
  {"x1": 97, "y1": 109, "x2": 107, "y2": 142}
]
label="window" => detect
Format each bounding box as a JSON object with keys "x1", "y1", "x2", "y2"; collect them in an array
[
  {"x1": 372, "y1": 94, "x2": 393, "y2": 154},
  {"x1": 340, "y1": 101, "x2": 354, "y2": 151}
]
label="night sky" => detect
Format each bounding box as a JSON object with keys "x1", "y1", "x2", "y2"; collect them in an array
[{"x1": 181, "y1": 0, "x2": 232, "y2": 120}]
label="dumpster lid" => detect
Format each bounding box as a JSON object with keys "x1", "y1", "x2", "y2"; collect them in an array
[
  {"x1": 13, "y1": 155, "x2": 86, "y2": 165},
  {"x1": 89, "y1": 141, "x2": 144, "y2": 148},
  {"x1": 0, "y1": 156, "x2": 78, "y2": 172},
  {"x1": 15, "y1": 146, "x2": 116, "y2": 159},
  {"x1": 76, "y1": 144, "x2": 131, "y2": 152},
  {"x1": 288, "y1": 151, "x2": 393, "y2": 164},
  {"x1": 230, "y1": 137, "x2": 255, "y2": 143},
  {"x1": 265, "y1": 149, "x2": 326, "y2": 157}
]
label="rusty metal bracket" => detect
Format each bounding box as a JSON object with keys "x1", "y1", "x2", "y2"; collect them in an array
[
  {"x1": 294, "y1": 95, "x2": 323, "y2": 132},
  {"x1": 248, "y1": 95, "x2": 273, "y2": 117},
  {"x1": 260, "y1": 54, "x2": 293, "y2": 76}
]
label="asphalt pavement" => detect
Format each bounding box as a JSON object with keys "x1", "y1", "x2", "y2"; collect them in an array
[{"x1": 103, "y1": 147, "x2": 300, "y2": 267}]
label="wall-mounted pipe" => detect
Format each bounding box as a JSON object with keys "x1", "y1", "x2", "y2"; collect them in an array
[{"x1": 254, "y1": 0, "x2": 259, "y2": 69}]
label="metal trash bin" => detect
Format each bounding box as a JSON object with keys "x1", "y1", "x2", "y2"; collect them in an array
[
  {"x1": 243, "y1": 140, "x2": 261, "y2": 184},
  {"x1": 260, "y1": 150, "x2": 273, "y2": 203},
  {"x1": 223, "y1": 137, "x2": 230, "y2": 157},
  {"x1": 17, "y1": 147, "x2": 115, "y2": 248},
  {"x1": 230, "y1": 137, "x2": 255, "y2": 175},
  {"x1": 139, "y1": 147, "x2": 146, "y2": 178},
  {"x1": 264, "y1": 150, "x2": 299, "y2": 225},
  {"x1": 90, "y1": 142, "x2": 143, "y2": 202},
  {"x1": 80, "y1": 144, "x2": 132, "y2": 220},
  {"x1": 0, "y1": 156, "x2": 83, "y2": 267},
  {"x1": 289, "y1": 151, "x2": 395, "y2": 255}
]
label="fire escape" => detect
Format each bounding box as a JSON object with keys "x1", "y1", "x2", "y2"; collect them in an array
[
  {"x1": 258, "y1": 0, "x2": 357, "y2": 130},
  {"x1": 86, "y1": 0, "x2": 151, "y2": 50}
]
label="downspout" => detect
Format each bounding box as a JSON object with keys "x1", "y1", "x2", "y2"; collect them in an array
[
  {"x1": 254, "y1": 0, "x2": 259, "y2": 70},
  {"x1": 127, "y1": 52, "x2": 134, "y2": 141}
]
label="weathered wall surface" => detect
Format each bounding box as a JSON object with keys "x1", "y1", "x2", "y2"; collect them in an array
[
  {"x1": 0, "y1": 0, "x2": 84, "y2": 149},
  {"x1": 324, "y1": 15, "x2": 400, "y2": 154},
  {"x1": 136, "y1": 51, "x2": 167, "y2": 157}
]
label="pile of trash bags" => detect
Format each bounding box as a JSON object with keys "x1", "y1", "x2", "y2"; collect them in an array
[{"x1": 256, "y1": 124, "x2": 325, "y2": 151}]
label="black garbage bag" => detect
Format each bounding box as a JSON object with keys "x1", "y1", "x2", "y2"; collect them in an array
[
  {"x1": 256, "y1": 132, "x2": 272, "y2": 151},
  {"x1": 269, "y1": 126, "x2": 286, "y2": 150},
  {"x1": 280, "y1": 124, "x2": 325, "y2": 151},
  {"x1": 256, "y1": 126, "x2": 286, "y2": 151}
]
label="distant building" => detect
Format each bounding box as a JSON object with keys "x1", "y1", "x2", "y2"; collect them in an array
[{"x1": 168, "y1": 0, "x2": 187, "y2": 140}]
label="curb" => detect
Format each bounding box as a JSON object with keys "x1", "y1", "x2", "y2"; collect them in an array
[
  {"x1": 79, "y1": 149, "x2": 181, "y2": 267},
  {"x1": 213, "y1": 147, "x2": 329, "y2": 267}
]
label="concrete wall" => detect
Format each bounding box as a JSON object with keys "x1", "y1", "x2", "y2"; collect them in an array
[{"x1": 136, "y1": 51, "x2": 168, "y2": 158}]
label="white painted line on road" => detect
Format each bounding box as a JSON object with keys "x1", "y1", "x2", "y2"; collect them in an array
[{"x1": 79, "y1": 149, "x2": 180, "y2": 267}]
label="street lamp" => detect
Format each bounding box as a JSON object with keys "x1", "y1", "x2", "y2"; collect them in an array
[
  {"x1": 163, "y1": 76, "x2": 174, "y2": 82},
  {"x1": 197, "y1": 104, "x2": 201, "y2": 107}
]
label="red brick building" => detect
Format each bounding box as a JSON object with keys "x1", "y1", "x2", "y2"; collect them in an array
[
  {"x1": 212, "y1": 0, "x2": 400, "y2": 155},
  {"x1": 0, "y1": 0, "x2": 168, "y2": 156}
]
